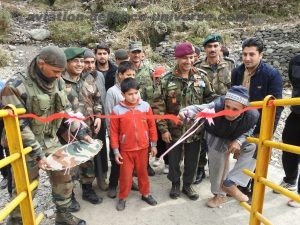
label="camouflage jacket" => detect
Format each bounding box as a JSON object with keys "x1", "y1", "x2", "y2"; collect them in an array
[
  {"x1": 152, "y1": 65, "x2": 215, "y2": 142},
  {"x1": 196, "y1": 58, "x2": 231, "y2": 95},
  {"x1": 62, "y1": 71, "x2": 102, "y2": 132},
  {"x1": 135, "y1": 62, "x2": 154, "y2": 105},
  {"x1": 0, "y1": 59, "x2": 85, "y2": 161}
]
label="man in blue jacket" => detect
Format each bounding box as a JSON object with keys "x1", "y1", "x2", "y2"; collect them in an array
[{"x1": 231, "y1": 37, "x2": 283, "y2": 199}]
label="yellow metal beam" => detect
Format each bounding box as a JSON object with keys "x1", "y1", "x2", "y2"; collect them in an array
[
  {"x1": 255, "y1": 212, "x2": 272, "y2": 225},
  {"x1": 240, "y1": 202, "x2": 251, "y2": 212},
  {"x1": 250, "y1": 97, "x2": 300, "y2": 107},
  {"x1": 36, "y1": 213, "x2": 44, "y2": 225},
  {"x1": 0, "y1": 153, "x2": 20, "y2": 169},
  {"x1": 264, "y1": 140, "x2": 300, "y2": 154}
]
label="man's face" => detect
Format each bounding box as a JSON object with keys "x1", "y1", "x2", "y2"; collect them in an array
[
  {"x1": 193, "y1": 53, "x2": 199, "y2": 62},
  {"x1": 204, "y1": 42, "x2": 221, "y2": 58},
  {"x1": 119, "y1": 69, "x2": 135, "y2": 82},
  {"x1": 224, "y1": 99, "x2": 245, "y2": 121},
  {"x1": 129, "y1": 50, "x2": 142, "y2": 64},
  {"x1": 38, "y1": 60, "x2": 65, "y2": 80},
  {"x1": 67, "y1": 58, "x2": 84, "y2": 76},
  {"x1": 122, "y1": 88, "x2": 139, "y2": 104},
  {"x1": 242, "y1": 46, "x2": 262, "y2": 70},
  {"x1": 177, "y1": 54, "x2": 194, "y2": 73},
  {"x1": 95, "y1": 49, "x2": 109, "y2": 64},
  {"x1": 84, "y1": 57, "x2": 96, "y2": 72}
]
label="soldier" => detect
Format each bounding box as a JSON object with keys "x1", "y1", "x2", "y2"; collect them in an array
[
  {"x1": 193, "y1": 34, "x2": 232, "y2": 185},
  {"x1": 1, "y1": 46, "x2": 89, "y2": 225},
  {"x1": 62, "y1": 47, "x2": 103, "y2": 207},
  {"x1": 128, "y1": 41, "x2": 155, "y2": 176},
  {"x1": 220, "y1": 46, "x2": 236, "y2": 72},
  {"x1": 83, "y1": 49, "x2": 109, "y2": 191},
  {"x1": 152, "y1": 42, "x2": 215, "y2": 200}
]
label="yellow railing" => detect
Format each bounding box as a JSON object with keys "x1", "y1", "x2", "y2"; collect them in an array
[
  {"x1": 242, "y1": 96, "x2": 300, "y2": 225},
  {"x1": 0, "y1": 105, "x2": 43, "y2": 225}
]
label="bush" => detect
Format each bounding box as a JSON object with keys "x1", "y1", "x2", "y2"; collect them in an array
[
  {"x1": 0, "y1": 48, "x2": 11, "y2": 67},
  {"x1": 48, "y1": 20, "x2": 98, "y2": 45},
  {"x1": 0, "y1": 9, "x2": 12, "y2": 34},
  {"x1": 104, "y1": 7, "x2": 131, "y2": 31}
]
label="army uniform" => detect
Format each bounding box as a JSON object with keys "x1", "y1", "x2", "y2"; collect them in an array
[
  {"x1": 135, "y1": 62, "x2": 154, "y2": 105},
  {"x1": 1, "y1": 49, "x2": 87, "y2": 225},
  {"x1": 152, "y1": 65, "x2": 215, "y2": 196}
]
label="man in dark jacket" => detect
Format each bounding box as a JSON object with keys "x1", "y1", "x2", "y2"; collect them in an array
[{"x1": 231, "y1": 37, "x2": 283, "y2": 135}]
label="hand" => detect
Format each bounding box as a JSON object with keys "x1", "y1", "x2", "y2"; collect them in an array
[
  {"x1": 228, "y1": 140, "x2": 241, "y2": 155},
  {"x1": 38, "y1": 157, "x2": 50, "y2": 170},
  {"x1": 178, "y1": 110, "x2": 192, "y2": 123},
  {"x1": 150, "y1": 147, "x2": 157, "y2": 157},
  {"x1": 94, "y1": 118, "x2": 101, "y2": 134},
  {"x1": 115, "y1": 153, "x2": 123, "y2": 165},
  {"x1": 82, "y1": 135, "x2": 93, "y2": 144},
  {"x1": 162, "y1": 131, "x2": 172, "y2": 143}
]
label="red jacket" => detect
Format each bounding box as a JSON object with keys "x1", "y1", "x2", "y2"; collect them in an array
[{"x1": 110, "y1": 99, "x2": 157, "y2": 152}]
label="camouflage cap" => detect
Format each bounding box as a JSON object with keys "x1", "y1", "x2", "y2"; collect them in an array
[
  {"x1": 64, "y1": 47, "x2": 85, "y2": 61},
  {"x1": 46, "y1": 139, "x2": 103, "y2": 171},
  {"x1": 115, "y1": 49, "x2": 129, "y2": 60},
  {"x1": 38, "y1": 46, "x2": 67, "y2": 68},
  {"x1": 203, "y1": 34, "x2": 223, "y2": 46},
  {"x1": 129, "y1": 41, "x2": 143, "y2": 52}
]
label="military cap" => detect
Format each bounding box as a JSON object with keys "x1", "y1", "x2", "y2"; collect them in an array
[
  {"x1": 174, "y1": 42, "x2": 195, "y2": 58},
  {"x1": 202, "y1": 34, "x2": 223, "y2": 46},
  {"x1": 38, "y1": 46, "x2": 66, "y2": 68},
  {"x1": 115, "y1": 49, "x2": 129, "y2": 60},
  {"x1": 128, "y1": 41, "x2": 143, "y2": 52},
  {"x1": 64, "y1": 47, "x2": 85, "y2": 61},
  {"x1": 83, "y1": 49, "x2": 95, "y2": 59}
]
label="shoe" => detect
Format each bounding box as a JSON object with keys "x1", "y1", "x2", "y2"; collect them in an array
[
  {"x1": 97, "y1": 178, "x2": 109, "y2": 191},
  {"x1": 147, "y1": 165, "x2": 155, "y2": 176},
  {"x1": 169, "y1": 182, "x2": 180, "y2": 199},
  {"x1": 273, "y1": 180, "x2": 297, "y2": 194},
  {"x1": 107, "y1": 186, "x2": 117, "y2": 198},
  {"x1": 55, "y1": 209, "x2": 86, "y2": 225},
  {"x1": 116, "y1": 199, "x2": 126, "y2": 211},
  {"x1": 193, "y1": 167, "x2": 206, "y2": 184},
  {"x1": 131, "y1": 180, "x2": 139, "y2": 191},
  {"x1": 6, "y1": 217, "x2": 22, "y2": 225},
  {"x1": 68, "y1": 192, "x2": 80, "y2": 212},
  {"x1": 182, "y1": 184, "x2": 199, "y2": 200},
  {"x1": 163, "y1": 165, "x2": 169, "y2": 174},
  {"x1": 82, "y1": 183, "x2": 103, "y2": 204},
  {"x1": 287, "y1": 199, "x2": 300, "y2": 208},
  {"x1": 152, "y1": 158, "x2": 160, "y2": 167},
  {"x1": 206, "y1": 195, "x2": 228, "y2": 208},
  {"x1": 0, "y1": 177, "x2": 8, "y2": 189},
  {"x1": 222, "y1": 185, "x2": 249, "y2": 202},
  {"x1": 141, "y1": 195, "x2": 157, "y2": 206}
]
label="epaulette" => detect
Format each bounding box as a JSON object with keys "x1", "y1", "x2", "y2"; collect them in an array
[
  {"x1": 193, "y1": 60, "x2": 203, "y2": 67},
  {"x1": 195, "y1": 67, "x2": 207, "y2": 76},
  {"x1": 224, "y1": 57, "x2": 236, "y2": 65}
]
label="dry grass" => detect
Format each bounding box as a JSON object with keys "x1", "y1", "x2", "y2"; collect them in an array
[{"x1": 0, "y1": 48, "x2": 11, "y2": 67}]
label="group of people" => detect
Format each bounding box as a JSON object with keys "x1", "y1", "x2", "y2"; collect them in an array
[{"x1": 0, "y1": 33, "x2": 299, "y2": 225}]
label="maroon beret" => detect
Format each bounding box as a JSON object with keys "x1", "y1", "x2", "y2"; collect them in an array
[{"x1": 174, "y1": 42, "x2": 195, "y2": 58}]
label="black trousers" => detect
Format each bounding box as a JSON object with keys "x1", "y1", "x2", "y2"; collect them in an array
[
  {"x1": 155, "y1": 128, "x2": 168, "y2": 165},
  {"x1": 282, "y1": 112, "x2": 300, "y2": 193}
]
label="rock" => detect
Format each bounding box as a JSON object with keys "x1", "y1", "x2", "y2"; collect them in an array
[
  {"x1": 8, "y1": 45, "x2": 16, "y2": 51},
  {"x1": 44, "y1": 209, "x2": 55, "y2": 218},
  {"x1": 27, "y1": 29, "x2": 50, "y2": 41}
]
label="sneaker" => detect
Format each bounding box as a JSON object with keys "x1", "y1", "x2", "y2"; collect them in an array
[
  {"x1": 55, "y1": 209, "x2": 86, "y2": 225},
  {"x1": 182, "y1": 184, "x2": 199, "y2": 200},
  {"x1": 169, "y1": 182, "x2": 180, "y2": 199},
  {"x1": 116, "y1": 199, "x2": 126, "y2": 211},
  {"x1": 152, "y1": 158, "x2": 160, "y2": 167},
  {"x1": 287, "y1": 199, "x2": 300, "y2": 208},
  {"x1": 141, "y1": 195, "x2": 157, "y2": 206},
  {"x1": 163, "y1": 165, "x2": 169, "y2": 174},
  {"x1": 273, "y1": 180, "x2": 297, "y2": 194},
  {"x1": 0, "y1": 177, "x2": 8, "y2": 189},
  {"x1": 107, "y1": 186, "x2": 117, "y2": 198},
  {"x1": 222, "y1": 185, "x2": 249, "y2": 202},
  {"x1": 206, "y1": 195, "x2": 228, "y2": 208}
]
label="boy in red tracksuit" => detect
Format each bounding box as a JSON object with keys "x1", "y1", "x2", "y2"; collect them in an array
[{"x1": 110, "y1": 77, "x2": 158, "y2": 211}]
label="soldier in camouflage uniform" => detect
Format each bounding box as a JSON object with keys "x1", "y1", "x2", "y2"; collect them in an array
[
  {"x1": 1, "y1": 46, "x2": 89, "y2": 225},
  {"x1": 62, "y1": 48, "x2": 103, "y2": 207},
  {"x1": 152, "y1": 42, "x2": 215, "y2": 200},
  {"x1": 193, "y1": 34, "x2": 232, "y2": 184},
  {"x1": 128, "y1": 41, "x2": 155, "y2": 176}
]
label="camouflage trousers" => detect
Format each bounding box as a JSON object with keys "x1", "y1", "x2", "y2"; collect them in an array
[
  {"x1": 79, "y1": 159, "x2": 95, "y2": 184},
  {"x1": 9, "y1": 154, "x2": 73, "y2": 221}
]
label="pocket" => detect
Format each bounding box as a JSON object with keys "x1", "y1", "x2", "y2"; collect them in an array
[
  {"x1": 31, "y1": 94, "x2": 50, "y2": 116},
  {"x1": 55, "y1": 91, "x2": 66, "y2": 112}
]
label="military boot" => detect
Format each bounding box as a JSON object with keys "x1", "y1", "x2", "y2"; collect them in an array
[
  {"x1": 82, "y1": 183, "x2": 103, "y2": 204},
  {"x1": 193, "y1": 167, "x2": 206, "y2": 184},
  {"x1": 68, "y1": 191, "x2": 80, "y2": 212},
  {"x1": 55, "y1": 208, "x2": 86, "y2": 225},
  {"x1": 182, "y1": 184, "x2": 199, "y2": 200}
]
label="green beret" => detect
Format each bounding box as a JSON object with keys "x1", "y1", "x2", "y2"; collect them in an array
[
  {"x1": 203, "y1": 34, "x2": 222, "y2": 46},
  {"x1": 64, "y1": 47, "x2": 85, "y2": 61}
]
